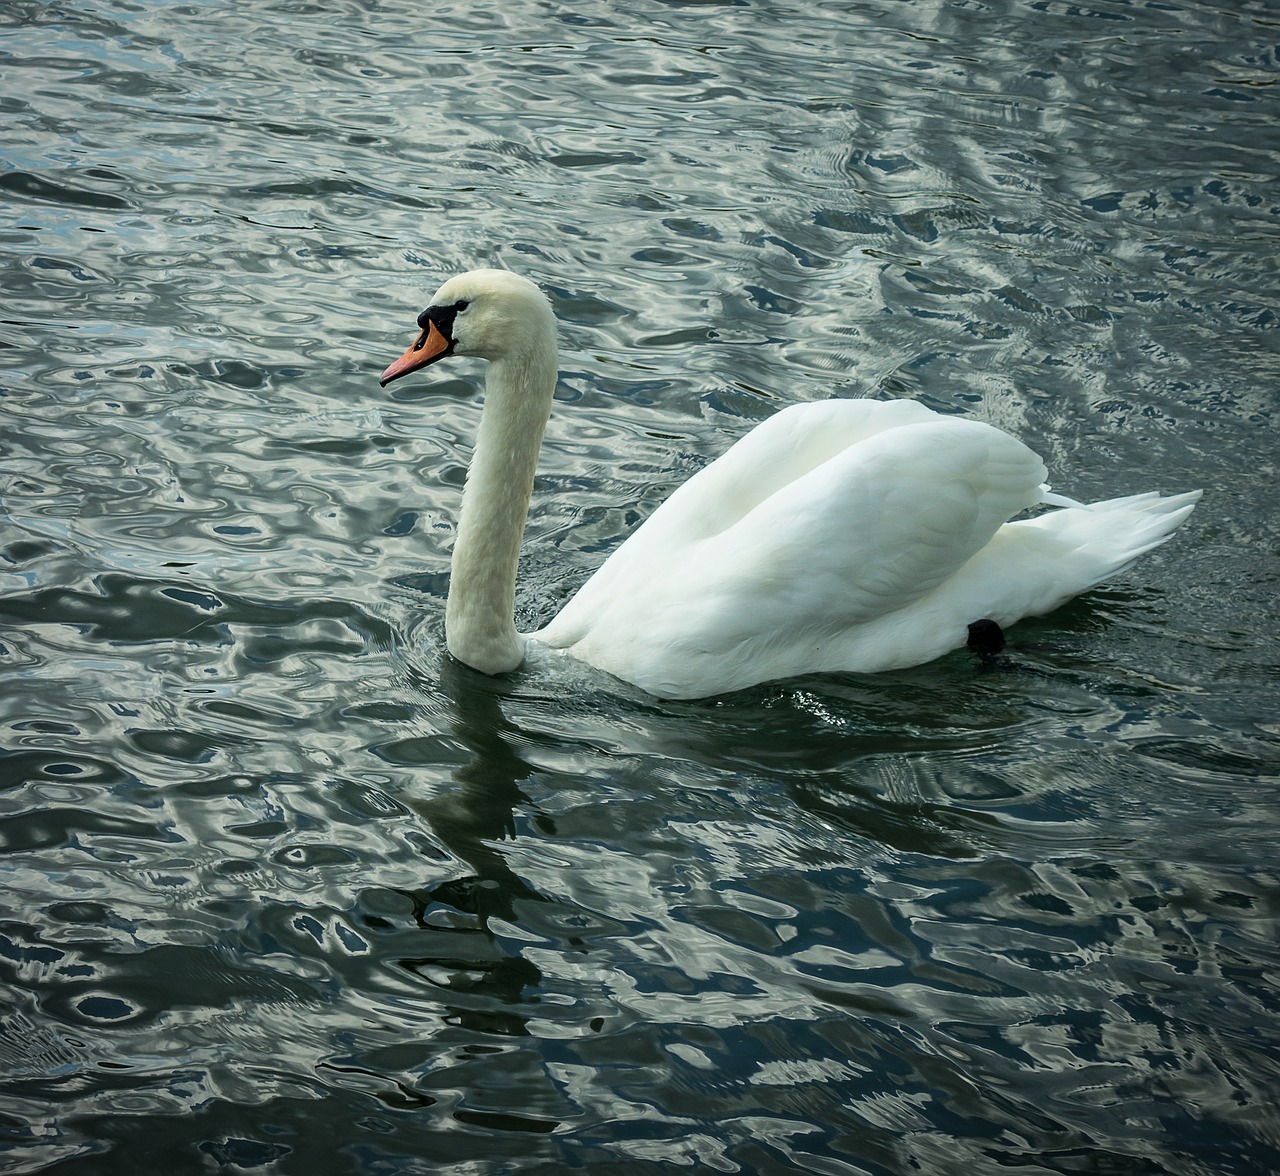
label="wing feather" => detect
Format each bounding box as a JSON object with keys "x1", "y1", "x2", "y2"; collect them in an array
[
  {"x1": 699, "y1": 415, "x2": 1047, "y2": 633},
  {"x1": 538, "y1": 400, "x2": 1049, "y2": 695}
]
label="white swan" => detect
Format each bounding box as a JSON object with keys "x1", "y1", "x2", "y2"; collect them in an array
[{"x1": 380, "y1": 269, "x2": 1200, "y2": 699}]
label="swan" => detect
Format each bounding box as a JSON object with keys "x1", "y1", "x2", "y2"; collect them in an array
[{"x1": 379, "y1": 269, "x2": 1201, "y2": 700}]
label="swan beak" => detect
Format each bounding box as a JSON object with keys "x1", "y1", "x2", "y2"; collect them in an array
[{"x1": 380, "y1": 320, "x2": 451, "y2": 387}]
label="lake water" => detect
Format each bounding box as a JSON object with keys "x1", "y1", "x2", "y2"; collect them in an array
[{"x1": 2, "y1": 0, "x2": 1278, "y2": 1172}]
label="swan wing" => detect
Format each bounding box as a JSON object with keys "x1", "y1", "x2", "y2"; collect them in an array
[
  {"x1": 682, "y1": 415, "x2": 1047, "y2": 644},
  {"x1": 539, "y1": 398, "x2": 938, "y2": 633},
  {"x1": 540, "y1": 403, "x2": 1049, "y2": 696},
  {"x1": 614, "y1": 397, "x2": 944, "y2": 551}
]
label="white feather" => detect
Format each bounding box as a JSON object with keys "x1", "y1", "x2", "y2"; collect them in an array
[{"x1": 382, "y1": 270, "x2": 1202, "y2": 699}]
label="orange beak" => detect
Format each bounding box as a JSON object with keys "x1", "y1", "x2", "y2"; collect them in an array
[{"x1": 380, "y1": 319, "x2": 452, "y2": 386}]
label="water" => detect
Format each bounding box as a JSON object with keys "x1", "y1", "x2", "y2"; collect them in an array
[{"x1": 2, "y1": 0, "x2": 1277, "y2": 1171}]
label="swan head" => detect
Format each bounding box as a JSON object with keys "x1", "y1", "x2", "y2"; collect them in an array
[{"x1": 380, "y1": 269, "x2": 555, "y2": 387}]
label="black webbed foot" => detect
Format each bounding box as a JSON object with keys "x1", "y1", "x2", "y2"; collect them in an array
[{"x1": 966, "y1": 618, "x2": 1010, "y2": 671}]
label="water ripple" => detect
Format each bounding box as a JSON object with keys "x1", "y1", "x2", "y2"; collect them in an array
[{"x1": 2, "y1": 0, "x2": 1277, "y2": 1171}]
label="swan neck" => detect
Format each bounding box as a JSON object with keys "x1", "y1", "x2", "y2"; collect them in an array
[{"x1": 446, "y1": 351, "x2": 556, "y2": 674}]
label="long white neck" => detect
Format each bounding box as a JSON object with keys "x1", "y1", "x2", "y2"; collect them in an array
[{"x1": 445, "y1": 342, "x2": 557, "y2": 675}]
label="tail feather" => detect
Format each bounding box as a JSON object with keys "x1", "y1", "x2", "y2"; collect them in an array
[
  {"x1": 1033, "y1": 489, "x2": 1203, "y2": 585},
  {"x1": 807, "y1": 487, "x2": 1202, "y2": 673}
]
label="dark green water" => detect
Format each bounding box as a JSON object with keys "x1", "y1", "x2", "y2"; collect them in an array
[{"x1": 2, "y1": 0, "x2": 1278, "y2": 1172}]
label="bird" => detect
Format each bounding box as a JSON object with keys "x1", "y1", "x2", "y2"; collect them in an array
[{"x1": 379, "y1": 268, "x2": 1201, "y2": 700}]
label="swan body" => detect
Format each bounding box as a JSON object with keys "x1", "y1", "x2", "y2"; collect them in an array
[{"x1": 380, "y1": 269, "x2": 1200, "y2": 699}]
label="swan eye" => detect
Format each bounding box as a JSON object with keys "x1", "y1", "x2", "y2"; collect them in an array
[{"x1": 417, "y1": 299, "x2": 471, "y2": 336}]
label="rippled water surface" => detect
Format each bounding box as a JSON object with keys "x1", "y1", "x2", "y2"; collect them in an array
[{"x1": 2, "y1": 0, "x2": 1278, "y2": 1172}]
